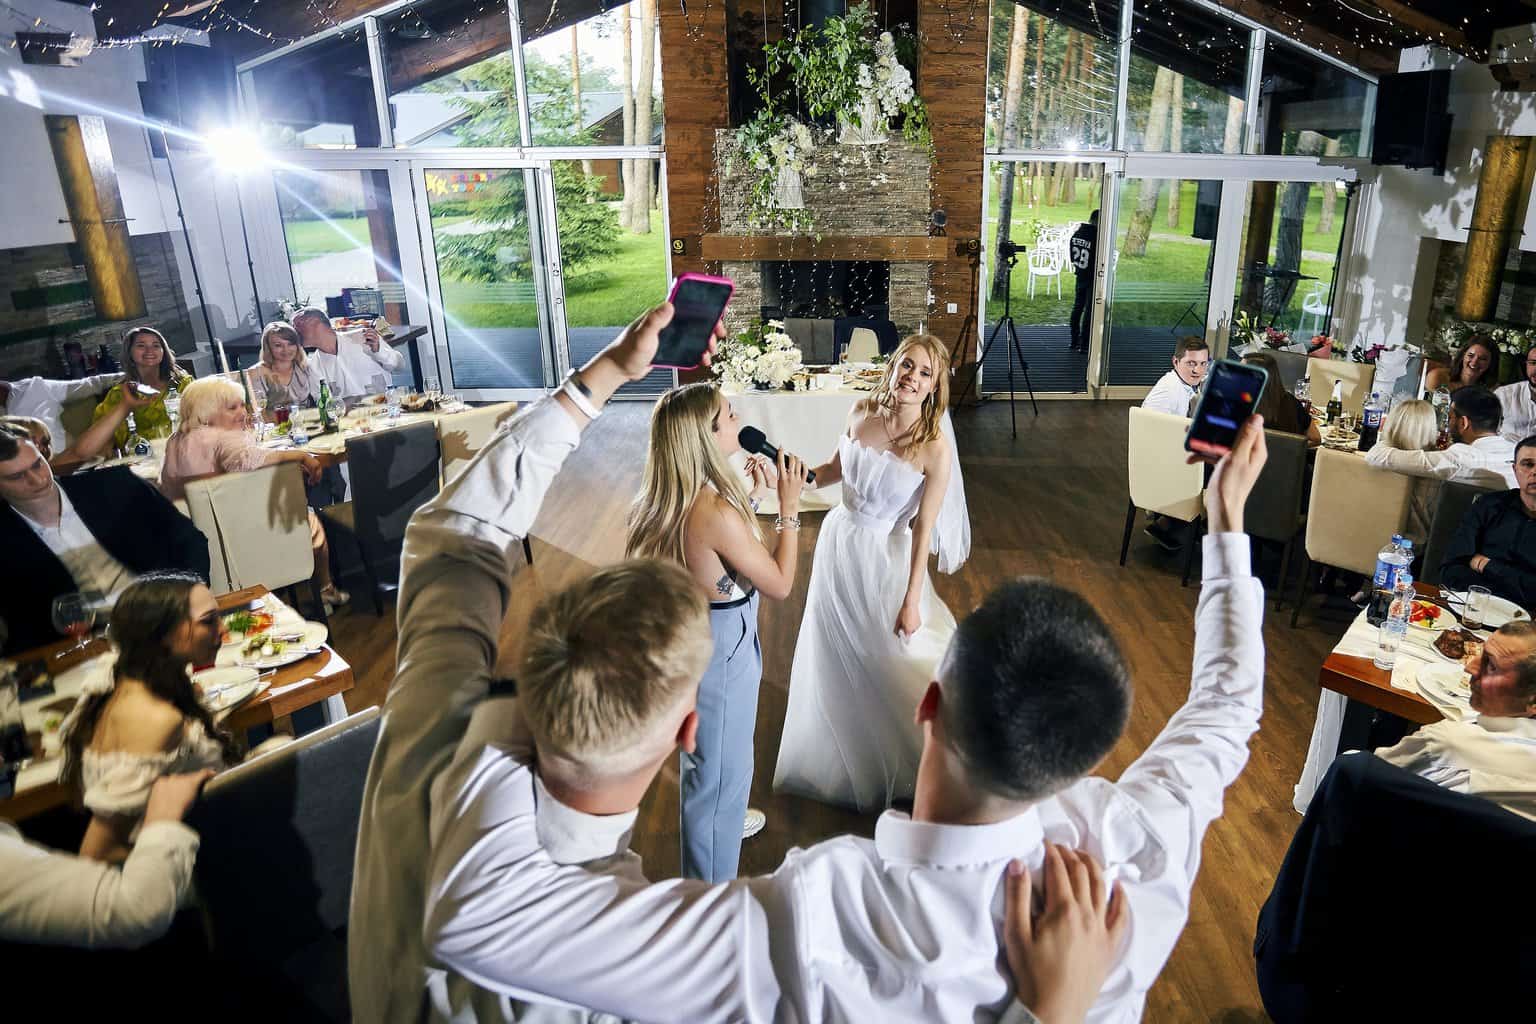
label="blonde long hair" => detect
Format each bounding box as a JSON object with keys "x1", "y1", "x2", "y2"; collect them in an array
[
  {"x1": 871, "y1": 334, "x2": 950, "y2": 456},
  {"x1": 259, "y1": 321, "x2": 307, "y2": 370},
  {"x1": 626, "y1": 383, "x2": 761, "y2": 565}
]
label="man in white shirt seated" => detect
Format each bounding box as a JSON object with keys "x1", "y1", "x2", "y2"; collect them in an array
[
  {"x1": 1140, "y1": 335, "x2": 1208, "y2": 417},
  {"x1": 0, "y1": 372, "x2": 120, "y2": 452},
  {"x1": 1496, "y1": 348, "x2": 1536, "y2": 442},
  {"x1": 411, "y1": 407, "x2": 1268, "y2": 1020},
  {"x1": 1375, "y1": 621, "x2": 1536, "y2": 821},
  {"x1": 289, "y1": 306, "x2": 404, "y2": 403},
  {"x1": 0, "y1": 770, "x2": 210, "y2": 948},
  {"x1": 1367, "y1": 385, "x2": 1516, "y2": 489}
]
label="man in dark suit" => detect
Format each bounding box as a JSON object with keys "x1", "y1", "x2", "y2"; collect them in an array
[
  {"x1": 0, "y1": 427, "x2": 210, "y2": 654},
  {"x1": 1439, "y1": 433, "x2": 1536, "y2": 608}
]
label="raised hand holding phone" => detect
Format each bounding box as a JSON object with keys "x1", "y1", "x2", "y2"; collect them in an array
[
  {"x1": 652, "y1": 273, "x2": 734, "y2": 370},
  {"x1": 1185, "y1": 358, "x2": 1268, "y2": 461}
]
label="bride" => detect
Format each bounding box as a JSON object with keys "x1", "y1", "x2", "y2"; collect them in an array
[{"x1": 773, "y1": 333, "x2": 970, "y2": 813}]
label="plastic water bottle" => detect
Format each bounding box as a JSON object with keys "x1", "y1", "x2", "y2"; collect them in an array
[
  {"x1": 1358, "y1": 390, "x2": 1385, "y2": 450},
  {"x1": 1374, "y1": 571, "x2": 1416, "y2": 670},
  {"x1": 1366, "y1": 534, "x2": 1412, "y2": 626}
]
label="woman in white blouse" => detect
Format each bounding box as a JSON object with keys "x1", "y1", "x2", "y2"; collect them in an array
[{"x1": 60, "y1": 573, "x2": 239, "y2": 863}]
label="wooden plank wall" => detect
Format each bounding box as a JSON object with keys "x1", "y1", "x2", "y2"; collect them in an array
[
  {"x1": 659, "y1": 2, "x2": 730, "y2": 284},
  {"x1": 917, "y1": 0, "x2": 988, "y2": 367}
]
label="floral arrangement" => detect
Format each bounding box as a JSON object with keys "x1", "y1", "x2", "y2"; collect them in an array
[
  {"x1": 729, "y1": 113, "x2": 821, "y2": 233},
  {"x1": 276, "y1": 297, "x2": 311, "y2": 321},
  {"x1": 1262, "y1": 326, "x2": 1293, "y2": 350},
  {"x1": 1352, "y1": 343, "x2": 1386, "y2": 364},
  {"x1": 1491, "y1": 325, "x2": 1532, "y2": 355},
  {"x1": 1229, "y1": 311, "x2": 1262, "y2": 349},
  {"x1": 716, "y1": 320, "x2": 804, "y2": 391}
]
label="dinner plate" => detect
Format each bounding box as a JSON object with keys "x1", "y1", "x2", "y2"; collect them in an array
[
  {"x1": 1406, "y1": 600, "x2": 1457, "y2": 633},
  {"x1": 1442, "y1": 591, "x2": 1531, "y2": 629},
  {"x1": 1413, "y1": 662, "x2": 1474, "y2": 720},
  {"x1": 222, "y1": 621, "x2": 329, "y2": 670},
  {"x1": 193, "y1": 667, "x2": 266, "y2": 715}
]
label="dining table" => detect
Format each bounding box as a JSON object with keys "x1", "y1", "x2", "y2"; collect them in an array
[{"x1": 0, "y1": 585, "x2": 355, "y2": 822}]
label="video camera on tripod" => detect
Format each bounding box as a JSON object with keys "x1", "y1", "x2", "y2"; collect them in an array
[{"x1": 997, "y1": 239, "x2": 1027, "y2": 263}]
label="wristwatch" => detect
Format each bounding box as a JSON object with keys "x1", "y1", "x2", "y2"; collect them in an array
[{"x1": 560, "y1": 369, "x2": 601, "y2": 419}]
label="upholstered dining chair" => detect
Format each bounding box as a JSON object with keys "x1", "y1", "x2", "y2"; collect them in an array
[
  {"x1": 184, "y1": 461, "x2": 322, "y2": 617},
  {"x1": 1226, "y1": 428, "x2": 1310, "y2": 601},
  {"x1": 1418, "y1": 481, "x2": 1492, "y2": 586},
  {"x1": 1121, "y1": 407, "x2": 1205, "y2": 576},
  {"x1": 1289, "y1": 448, "x2": 1415, "y2": 627},
  {"x1": 1305, "y1": 359, "x2": 1376, "y2": 419},
  {"x1": 436, "y1": 401, "x2": 519, "y2": 487},
  {"x1": 845, "y1": 327, "x2": 880, "y2": 363}
]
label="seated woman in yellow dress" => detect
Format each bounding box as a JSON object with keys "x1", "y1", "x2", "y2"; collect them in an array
[{"x1": 91, "y1": 327, "x2": 193, "y2": 450}]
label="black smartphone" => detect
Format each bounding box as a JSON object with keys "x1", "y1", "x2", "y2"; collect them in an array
[
  {"x1": 653, "y1": 273, "x2": 734, "y2": 370},
  {"x1": 1185, "y1": 358, "x2": 1267, "y2": 458}
]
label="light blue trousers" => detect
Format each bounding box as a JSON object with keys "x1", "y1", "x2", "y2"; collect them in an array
[{"x1": 680, "y1": 592, "x2": 762, "y2": 882}]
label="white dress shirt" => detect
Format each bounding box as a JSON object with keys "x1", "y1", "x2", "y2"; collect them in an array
[
  {"x1": 1496, "y1": 381, "x2": 1536, "y2": 443},
  {"x1": 1141, "y1": 369, "x2": 1197, "y2": 417},
  {"x1": 0, "y1": 819, "x2": 197, "y2": 948},
  {"x1": 3, "y1": 373, "x2": 118, "y2": 449},
  {"x1": 1365, "y1": 433, "x2": 1517, "y2": 489},
  {"x1": 308, "y1": 336, "x2": 404, "y2": 402},
  {"x1": 421, "y1": 533, "x2": 1265, "y2": 1024},
  {"x1": 348, "y1": 394, "x2": 583, "y2": 1024},
  {"x1": 14, "y1": 483, "x2": 134, "y2": 601},
  {"x1": 1376, "y1": 715, "x2": 1536, "y2": 821}
]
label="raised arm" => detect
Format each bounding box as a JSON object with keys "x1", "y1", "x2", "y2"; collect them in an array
[
  {"x1": 54, "y1": 380, "x2": 151, "y2": 464},
  {"x1": 362, "y1": 326, "x2": 405, "y2": 371}
]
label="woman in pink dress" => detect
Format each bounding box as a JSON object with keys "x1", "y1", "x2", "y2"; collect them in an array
[{"x1": 159, "y1": 376, "x2": 348, "y2": 611}]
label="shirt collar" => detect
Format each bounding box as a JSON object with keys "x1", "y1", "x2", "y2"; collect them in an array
[
  {"x1": 1474, "y1": 715, "x2": 1536, "y2": 740},
  {"x1": 531, "y1": 771, "x2": 638, "y2": 865},
  {"x1": 874, "y1": 806, "x2": 1043, "y2": 867}
]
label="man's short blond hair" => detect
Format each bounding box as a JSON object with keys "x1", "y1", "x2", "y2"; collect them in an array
[{"x1": 519, "y1": 558, "x2": 711, "y2": 782}]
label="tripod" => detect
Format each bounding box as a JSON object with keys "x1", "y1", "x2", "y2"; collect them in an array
[{"x1": 955, "y1": 248, "x2": 1039, "y2": 437}]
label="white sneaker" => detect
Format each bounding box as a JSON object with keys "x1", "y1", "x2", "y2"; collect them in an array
[{"x1": 742, "y1": 808, "x2": 767, "y2": 840}]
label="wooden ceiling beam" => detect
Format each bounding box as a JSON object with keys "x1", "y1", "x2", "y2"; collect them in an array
[
  {"x1": 1355, "y1": 0, "x2": 1487, "y2": 58},
  {"x1": 1217, "y1": 0, "x2": 1398, "y2": 76}
]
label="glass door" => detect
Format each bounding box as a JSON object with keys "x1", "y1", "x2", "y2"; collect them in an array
[
  {"x1": 412, "y1": 161, "x2": 567, "y2": 399},
  {"x1": 1232, "y1": 178, "x2": 1346, "y2": 345},
  {"x1": 1102, "y1": 175, "x2": 1224, "y2": 386}
]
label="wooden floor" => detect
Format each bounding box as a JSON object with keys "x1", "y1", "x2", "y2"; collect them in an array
[{"x1": 332, "y1": 397, "x2": 1349, "y2": 1022}]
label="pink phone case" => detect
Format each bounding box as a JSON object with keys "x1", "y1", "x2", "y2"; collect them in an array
[{"x1": 653, "y1": 273, "x2": 734, "y2": 370}]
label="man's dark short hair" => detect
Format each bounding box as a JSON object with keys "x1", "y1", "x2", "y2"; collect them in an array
[
  {"x1": 1450, "y1": 386, "x2": 1503, "y2": 433},
  {"x1": 940, "y1": 579, "x2": 1132, "y2": 802},
  {"x1": 0, "y1": 423, "x2": 27, "y2": 462},
  {"x1": 1515, "y1": 434, "x2": 1536, "y2": 462},
  {"x1": 1174, "y1": 336, "x2": 1209, "y2": 361}
]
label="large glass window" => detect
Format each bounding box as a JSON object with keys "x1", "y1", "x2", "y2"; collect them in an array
[
  {"x1": 986, "y1": 0, "x2": 1121, "y2": 151},
  {"x1": 245, "y1": 28, "x2": 380, "y2": 149},
  {"x1": 1233, "y1": 178, "x2": 1345, "y2": 340},
  {"x1": 274, "y1": 169, "x2": 407, "y2": 323},
  {"x1": 1254, "y1": 36, "x2": 1375, "y2": 158},
  {"x1": 382, "y1": 0, "x2": 519, "y2": 148},
  {"x1": 1126, "y1": 0, "x2": 1249, "y2": 154},
  {"x1": 521, "y1": 1, "x2": 664, "y2": 148}
]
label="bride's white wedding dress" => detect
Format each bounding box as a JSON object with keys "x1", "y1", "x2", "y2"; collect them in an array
[{"x1": 773, "y1": 422, "x2": 970, "y2": 813}]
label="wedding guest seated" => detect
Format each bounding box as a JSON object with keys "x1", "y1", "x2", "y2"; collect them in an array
[
  {"x1": 1497, "y1": 347, "x2": 1536, "y2": 442},
  {"x1": 0, "y1": 770, "x2": 212, "y2": 947},
  {"x1": 91, "y1": 328, "x2": 193, "y2": 451},
  {"x1": 248, "y1": 321, "x2": 319, "y2": 414},
  {"x1": 0, "y1": 370, "x2": 120, "y2": 452},
  {"x1": 59, "y1": 573, "x2": 239, "y2": 864},
  {"x1": 1242, "y1": 351, "x2": 1321, "y2": 446},
  {"x1": 1366, "y1": 386, "x2": 1516, "y2": 489},
  {"x1": 1373, "y1": 621, "x2": 1536, "y2": 821},
  {"x1": 1376, "y1": 398, "x2": 1444, "y2": 544},
  {"x1": 0, "y1": 429, "x2": 209, "y2": 655},
  {"x1": 4, "y1": 383, "x2": 156, "y2": 467},
  {"x1": 1141, "y1": 335, "x2": 1208, "y2": 417},
  {"x1": 1425, "y1": 335, "x2": 1498, "y2": 394},
  {"x1": 159, "y1": 377, "x2": 347, "y2": 612},
  {"x1": 1438, "y1": 434, "x2": 1536, "y2": 607},
  {"x1": 290, "y1": 306, "x2": 403, "y2": 403},
  {"x1": 376, "y1": 292, "x2": 1265, "y2": 1021}
]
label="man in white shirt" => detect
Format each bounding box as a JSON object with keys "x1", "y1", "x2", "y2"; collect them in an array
[
  {"x1": 290, "y1": 306, "x2": 404, "y2": 403},
  {"x1": 1367, "y1": 385, "x2": 1516, "y2": 488},
  {"x1": 0, "y1": 770, "x2": 209, "y2": 948},
  {"x1": 1375, "y1": 621, "x2": 1536, "y2": 821},
  {"x1": 1496, "y1": 348, "x2": 1536, "y2": 442},
  {"x1": 0, "y1": 372, "x2": 119, "y2": 451},
  {"x1": 1140, "y1": 335, "x2": 1208, "y2": 417},
  {"x1": 415, "y1": 418, "x2": 1269, "y2": 1021}
]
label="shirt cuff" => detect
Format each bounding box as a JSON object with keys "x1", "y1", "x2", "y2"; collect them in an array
[{"x1": 1202, "y1": 532, "x2": 1252, "y2": 580}]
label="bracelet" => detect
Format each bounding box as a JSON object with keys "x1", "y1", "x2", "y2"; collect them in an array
[
  {"x1": 775, "y1": 515, "x2": 801, "y2": 532},
  {"x1": 560, "y1": 370, "x2": 601, "y2": 420}
]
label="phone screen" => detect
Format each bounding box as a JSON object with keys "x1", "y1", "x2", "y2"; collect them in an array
[
  {"x1": 1186, "y1": 359, "x2": 1267, "y2": 457},
  {"x1": 654, "y1": 277, "x2": 733, "y2": 369}
]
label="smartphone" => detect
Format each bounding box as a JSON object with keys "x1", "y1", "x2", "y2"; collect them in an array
[
  {"x1": 653, "y1": 273, "x2": 734, "y2": 370},
  {"x1": 1185, "y1": 359, "x2": 1267, "y2": 458},
  {"x1": 131, "y1": 383, "x2": 160, "y2": 397}
]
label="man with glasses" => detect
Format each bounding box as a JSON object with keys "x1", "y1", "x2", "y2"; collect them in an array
[
  {"x1": 1143, "y1": 336, "x2": 1210, "y2": 418},
  {"x1": 1496, "y1": 349, "x2": 1536, "y2": 442}
]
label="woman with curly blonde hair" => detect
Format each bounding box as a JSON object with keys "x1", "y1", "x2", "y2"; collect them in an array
[{"x1": 773, "y1": 333, "x2": 972, "y2": 813}]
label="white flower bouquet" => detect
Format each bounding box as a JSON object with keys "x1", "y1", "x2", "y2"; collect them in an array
[{"x1": 716, "y1": 320, "x2": 805, "y2": 390}]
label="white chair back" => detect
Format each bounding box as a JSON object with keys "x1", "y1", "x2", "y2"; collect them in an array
[
  {"x1": 179, "y1": 489, "x2": 231, "y2": 594},
  {"x1": 436, "y1": 402, "x2": 519, "y2": 487},
  {"x1": 845, "y1": 328, "x2": 880, "y2": 363},
  {"x1": 1304, "y1": 449, "x2": 1415, "y2": 575},
  {"x1": 185, "y1": 461, "x2": 314, "y2": 595},
  {"x1": 1306, "y1": 360, "x2": 1376, "y2": 418},
  {"x1": 1127, "y1": 407, "x2": 1204, "y2": 521}
]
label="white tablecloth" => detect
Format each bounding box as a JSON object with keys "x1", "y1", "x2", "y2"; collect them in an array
[{"x1": 724, "y1": 386, "x2": 866, "y2": 514}]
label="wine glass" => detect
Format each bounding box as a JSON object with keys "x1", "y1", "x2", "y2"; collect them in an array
[
  {"x1": 50, "y1": 593, "x2": 98, "y2": 655},
  {"x1": 424, "y1": 376, "x2": 442, "y2": 403},
  {"x1": 386, "y1": 385, "x2": 404, "y2": 420}
]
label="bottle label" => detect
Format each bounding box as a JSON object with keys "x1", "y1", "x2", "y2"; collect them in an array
[
  {"x1": 1364, "y1": 406, "x2": 1383, "y2": 428},
  {"x1": 1373, "y1": 557, "x2": 1397, "y2": 590}
]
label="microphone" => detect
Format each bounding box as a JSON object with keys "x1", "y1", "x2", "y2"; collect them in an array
[{"x1": 738, "y1": 426, "x2": 816, "y2": 483}]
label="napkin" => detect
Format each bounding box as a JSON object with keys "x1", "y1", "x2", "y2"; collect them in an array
[{"x1": 1330, "y1": 609, "x2": 1433, "y2": 690}]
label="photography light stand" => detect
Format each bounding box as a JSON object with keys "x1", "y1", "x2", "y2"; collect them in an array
[
  {"x1": 159, "y1": 128, "x2": 218, "y2": 351},
  {"x1": 232, "y1": 180, "x2": 263, "y2": 332},
  {"x1": 954, "y1": 241, "x2": 1039, "y2": 437}
]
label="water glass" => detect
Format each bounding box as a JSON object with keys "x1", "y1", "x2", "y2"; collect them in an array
[
  {"x1": 1464, "y1": 584, "x2": 1492, "y2": 631},
  {"x1": 1372, "y1": 622, "x2": 1404, "y2": 670},
  {"x1": 424, "y1": 375, "x2": 442, "y2": 400},
  {"x1": 386, "y1": 386, "x2": 404, "y2": 420}
]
